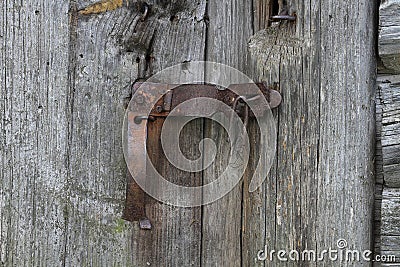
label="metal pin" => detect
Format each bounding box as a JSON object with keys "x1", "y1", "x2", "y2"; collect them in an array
[
  {"x1": 134, "y1": 115, "x2": 155, "y2": 124},
  {"x1": 271, "y1": 14, "x2": 296, "y2": 21}
]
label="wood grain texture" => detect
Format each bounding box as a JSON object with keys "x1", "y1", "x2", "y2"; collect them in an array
[
  {"x1": 380, "y1": 188, "x2": 400, "y2": 263},
  {"x1": 64, "y1": 2, "x2": 138, "y2": 265},
  {"x1": 0, "y1": 1, "x2": 70, "y2": 266},
  {"x1": 379, "y1": 0, "x2": 400, "y2": 74},
  {"x1": 250, "y1": 0, "x2": 376, "y2": 266},
  {"x1": 68, "y1": 0, "x2": 207, "y2": 266},
  {"x1": 203, "y1": 1, "x2": 257, "y2": 266},
  {"x1": 379, "y1": 81, "x2": 400, "y2": 188},
  {"x1": 0, "y1": 0, "x2": 380, "y2": 266}
]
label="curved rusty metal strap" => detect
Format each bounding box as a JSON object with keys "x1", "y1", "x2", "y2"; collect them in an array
[
  {"x1": 122, "y1": 112, "x2": 152, "y2": 230},
  {"x1": 122, "y1": 82, "x2": 282, "y2": 230}
]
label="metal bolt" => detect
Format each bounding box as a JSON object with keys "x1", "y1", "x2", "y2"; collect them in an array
[
  {"x1": 156, "y1": 105, "x2": 163, "y2": 113},
  {"x1": 271, "y1": 14, "x2": 296, "y2": 22},
  {"x1": 139, "y1": 217, "x2": 152, "y2": 230}
]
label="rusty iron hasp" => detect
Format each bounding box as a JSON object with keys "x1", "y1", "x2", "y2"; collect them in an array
[{"x1": 122, "y1": 82, "x2": 282, "y2": 229}]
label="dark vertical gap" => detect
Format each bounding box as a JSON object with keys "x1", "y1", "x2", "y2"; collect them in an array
[
  {"x1": 271, "y1": 0, "x2": 279, "y2": 16},
  {"x1": 299, "y1": 46, "x2": 304, "y2": 256},
  {"x1": 249, "y1": 2, "x2": 268, "y2": 265},
  {"x1": 239, "y1": 120, "x2": 245, "y2": 267},
  {"x1": 315, "y1": 0, "x2": 323, "y2": 256},
  {"x1": 63, "y1": 1, "x2": 78, "y2": 266},
  {"x1": 373, "y1": 0, "x2": 381, "y2": 258},
  {"x1": 200, "y1": 1, "x2": 210, "y2": 266},
  {"x1": 250, "y1": 0, "x2": 255, "y2": 34},
  {"x1": 274, "y1": 48, "x2": 283, "y2": 261},
  {"x1": 240, "y1": 163, "x2": 244, "y2": 267}
]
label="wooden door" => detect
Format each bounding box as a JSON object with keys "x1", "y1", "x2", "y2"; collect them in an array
[{"x1": 0, "y1": 0, "x2": 377, "y2": 266}]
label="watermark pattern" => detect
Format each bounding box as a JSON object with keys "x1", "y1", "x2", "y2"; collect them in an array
[
  {"x1": 257, "y1": 239, "x2": 397, "y2": 263},
  {"x1": 122, "y1": 61, "x2": 277, "y2": 207}
]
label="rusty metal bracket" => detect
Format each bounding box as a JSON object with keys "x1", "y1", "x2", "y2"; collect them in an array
[{"x1": 122, "y1": 82, "x2": 282, "y2": 229}]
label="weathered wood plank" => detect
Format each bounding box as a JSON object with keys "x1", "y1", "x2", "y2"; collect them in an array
[
  {"x1": 381, "y1": 188, "x2": 400, "y2": 237},
  {"x1": 66, "y1": 0, "x2": 207, "y2": 265},
  {"x1": 64, "y1": 3, "x2": 140, "y2": 265},
  {"x1": 379, "y1": 81, "x2": 400, "y2": 187},
  {"x1": 0, "y1": 1, "x2": 70, "y2": 266},
  {"x1": 129, "y1": 2, "x2": 207, "y2": 266},
  {"x1": 379, "y1": 0, "x2": 400, "y2": 74},
  {"x1": 380, "y1": 188, "x2": 400, "y2": 263},
  {"x1": 250, "y1": 0, "x2": 376, "y2": 265},
  {"x1": 0, "y1": 0, "x2": 382, "y2": 266},
  {"x1": 202, "y1": 1, "x2": 259, "y2": 266}
]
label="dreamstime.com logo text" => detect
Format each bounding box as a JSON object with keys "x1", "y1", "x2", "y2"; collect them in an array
[{"x1": 257, "y1": 239, "x2": 397, "y2": 263}]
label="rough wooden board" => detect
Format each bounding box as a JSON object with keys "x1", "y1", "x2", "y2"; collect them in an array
[
  {"x1": 380, "y1": 81, "x2": 400, "y2": 187},
  {"x1": 316, "y1": 0, "x2": 376, "y2": 261},
  {"x1": 0, "y1": 0, "x2": 381, "y2": 266},
  {"x1": 202, "y1": 1, "x2": 260, "y2": 266},
  {"x1": 381, "y1": 188, "x2": 400, "y2": 237},
  {"x1": 0, "y1": 1, "x2": 71, "y2": 266},
  {"x1": 381, "y1": 236, "x2": 400, "y2": 252},
  {"x1": 379, "y1": 0, "x2": 400, "y2": 74},
  {"x1": 64, "y1": 4, "x2": 138, "y2": 265},
  {"x1": 128, "y1": 2, "x2": 207, "y2": 266},
  {"x1": 250, "y1": 0, "x2": 376, "y2": 265},
  {"x1": 251, "y1": 25, "x2": 321, "y2": 267},
  {"x1": 380, "y1": 188, "x2": 400, "y2": 263},
  {"x1": 66, "y1": 0, "x2": 207, "y2": 265}
]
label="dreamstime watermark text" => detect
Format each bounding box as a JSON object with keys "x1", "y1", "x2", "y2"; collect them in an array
[{"x1": 257, "y1": 239, "x2": 397, "y2": 263}]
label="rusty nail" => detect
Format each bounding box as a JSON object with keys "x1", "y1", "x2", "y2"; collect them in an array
[{"x1": 271, "y1": 14, "x2": 296, "y2": 21}]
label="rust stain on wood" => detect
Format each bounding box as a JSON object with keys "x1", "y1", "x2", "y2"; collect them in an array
[{"x1": 79, "y1": 0, "x2": 123, "y2": 15}]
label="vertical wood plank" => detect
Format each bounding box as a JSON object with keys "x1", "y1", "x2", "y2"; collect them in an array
[
  {"x1": 250, "y1": 0, "x2": 376, "y2": 265},
  {"x1": 129, "y1": 2, "x2": 207, "y2": 266},
  {"x1": 0, "y1": 1, "x2": 70, "y2": 266},
  {"x1": 65, "y1": 3, "x2": 138, "y2": 265},
  {"x1": 203, "y1": 1, "x2": 260, "y2": 266},
  {"x1": 66, "y1": 0, "x2": 207, "y2": 265}
]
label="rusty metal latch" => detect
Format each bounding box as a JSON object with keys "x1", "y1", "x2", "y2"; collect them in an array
[{"x1": 122, "y1": 82, "x2": 282, "y2": 229}]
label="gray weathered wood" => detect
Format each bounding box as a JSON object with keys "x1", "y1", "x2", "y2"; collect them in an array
[
  {"x1": 379, "y1": 0, "x2": 400, "y2": 74},
  {"x1": 250, "y1": 0, "x2": 376, "y2": 266},
  {"x1": 1, "y1": 0, "x2": 380, "y2": 266},
  {"x1": 0, "y1": 1, "x2": 70, "y2": 266},
  {"x1": 379, "y1": 81, "x2": 400, "y2": 187},
  {"x1": 376, "y1": 12, "x2": 400, "y2": 260},
  {"x1": 381, "y1": 188, "x2": 400, "y2": 263},
  {"x1": 202, "y1": 1, "x2": 258, "y2": 266},
  {"x1": 68, "y1": 1, "x2": 207, "y2": 266}
]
